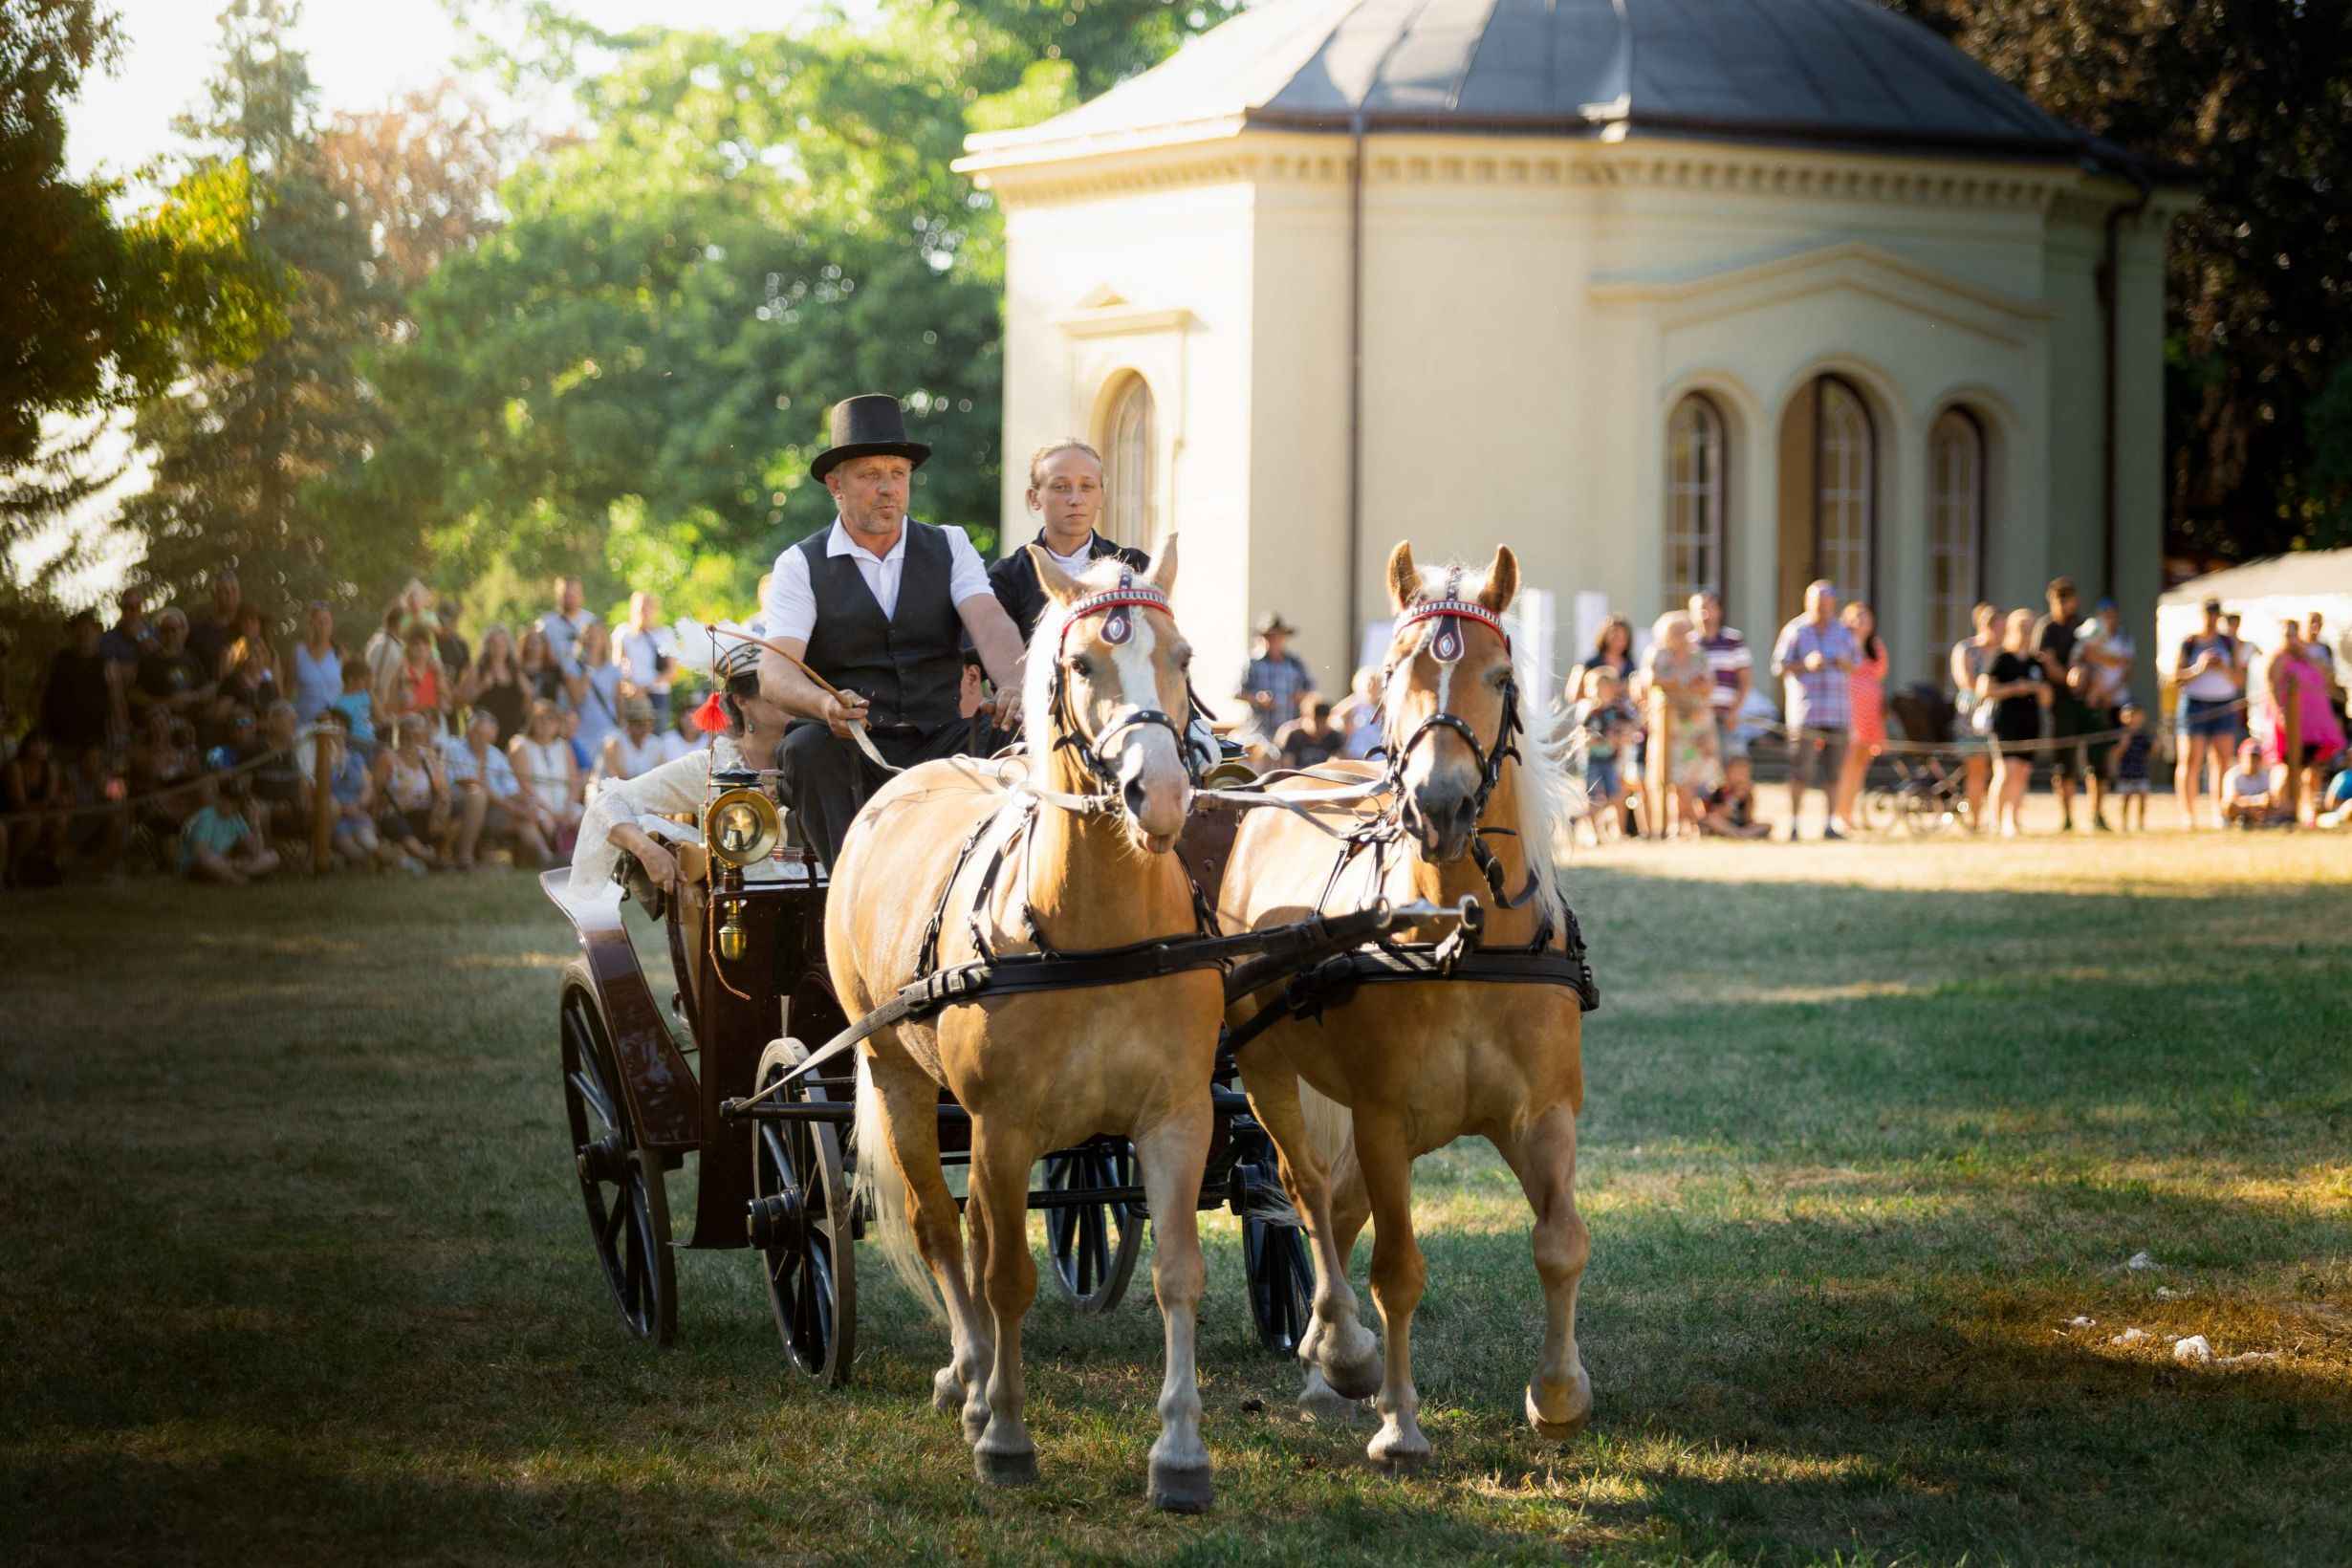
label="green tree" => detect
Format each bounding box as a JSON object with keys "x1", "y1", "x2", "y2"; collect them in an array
[
  {"x1": 365, "y1": 21, "x2": 1010, "y2": 620},
  {"x1": 1, "y1": 0, "x2": 280, "y2": 617},
  {"x1": 1880, "y1": 0, "x2": 2352, "y2": 556},
  {"x1": 115, "y1": 0, "x2": 406, "y2": 621}
]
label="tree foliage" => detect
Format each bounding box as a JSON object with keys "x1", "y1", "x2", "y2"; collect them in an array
[
  {"x1": 1883, "y1": 0, "x2": 2352, "y2": 556},
  {"x1": 115, "y1": 0, "x2": 406, "y2": 616},
  {"x1": 356, "y1": 1, "x2": 1236, "y2": 625},
  {"x1": 1, "y1": 0, "x2": 281, "y2": 609}
]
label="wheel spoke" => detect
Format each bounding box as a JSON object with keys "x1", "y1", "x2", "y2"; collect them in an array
[{"x1": 599, "y1": 1184, "x2": 628, "y2": 1248}]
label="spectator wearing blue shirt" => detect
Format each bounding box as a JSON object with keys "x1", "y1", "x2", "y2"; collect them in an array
[
  {"x1": 1770, "y1": 578, "x2": 1861, "y2": 840},
  {"x1": 1238, "y1": 613, "x2": 1318, "y2": 749}
]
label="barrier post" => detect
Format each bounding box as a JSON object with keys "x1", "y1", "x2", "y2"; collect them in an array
[
  {"x1": 1646, "y1": 686, "x2": 1674, "y2": 838},
  {"x1": 2281, "y1": 683, "x2": 2302, "y2": 824},
  {"x1": 310, "y1": 729, "x2": 336, "y2": 874}
]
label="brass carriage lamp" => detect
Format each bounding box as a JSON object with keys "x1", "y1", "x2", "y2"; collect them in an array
[{"x1": 704, "y1": 785, "x2": 782, "y2": 963}]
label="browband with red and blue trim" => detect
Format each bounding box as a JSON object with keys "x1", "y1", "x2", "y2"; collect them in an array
[
  {"x1": 1059, "y1": 586, "x2": 1172, "y2": 651},
  {"x1": 1397, "y1": 597, "x2": 1510, "y2": 650}
]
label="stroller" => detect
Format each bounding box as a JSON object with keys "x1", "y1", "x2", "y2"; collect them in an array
[{"x1": 1861, "y1": 686, "x2": 1971, "y2": 835}]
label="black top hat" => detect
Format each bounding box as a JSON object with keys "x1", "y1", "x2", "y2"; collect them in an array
[{"x1": 810, "y1": 394, "x2": 931, "y2": 482}]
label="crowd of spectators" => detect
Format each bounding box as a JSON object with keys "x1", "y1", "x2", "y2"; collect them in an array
[
  {"x1": 4, "y1": 572, "x2": 712, "y2": 891},
  {"x1": 1551, "y1": 574, "x2": 2352, "y2": 841},
  {"x1": 11, "y1": 559, "x2": 2351, "y2": 890}
]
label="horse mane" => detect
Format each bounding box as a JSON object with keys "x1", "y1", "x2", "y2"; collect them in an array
[
  {"x1": 1407, "y1": 562, "x2": 1583, "y2": 932},
  {"x1": 1021, "y1": 555, "x2": 1136, "y2": 763}
]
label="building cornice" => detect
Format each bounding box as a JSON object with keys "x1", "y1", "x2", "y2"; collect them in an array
[{"x1": 966, "y1": 126, "x2": 2131, "y2": 215}]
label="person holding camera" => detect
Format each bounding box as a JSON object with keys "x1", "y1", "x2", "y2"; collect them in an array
[{"x1": 617, "y1": 592, "x2": 680, "y2": 725}]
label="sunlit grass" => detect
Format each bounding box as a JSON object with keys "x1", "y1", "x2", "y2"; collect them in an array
[{"x1": 4, "y1": 831, "x2": 2350, "y2": 1564}]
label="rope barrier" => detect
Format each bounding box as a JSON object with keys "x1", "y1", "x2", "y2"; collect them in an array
[{"x1": 0, "y1": 736, "x2": 299, "y2": 829}]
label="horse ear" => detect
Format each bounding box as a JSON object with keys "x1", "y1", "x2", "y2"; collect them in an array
[
  {"x1": 1386, "y1": 541, "x2": 1421, "y2": 612},
  {"x1": 1144, "y1": 533, "x2": 1178, "y2": 595},
  {"x1": 1028, "y1": 543, "x2": 1086, "y2": 606},
  {"x1": 1476, "y1": 545, "x2": 1519, "y2": 614}
]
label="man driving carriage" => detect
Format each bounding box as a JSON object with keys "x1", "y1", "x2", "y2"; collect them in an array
[{"x1": 757, "y1": 395, "x2": 1027, "y2": 866}]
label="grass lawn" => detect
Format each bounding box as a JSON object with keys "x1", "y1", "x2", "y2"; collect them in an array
[{"x1": 4, "y1": 829, "x2": 2350, "y2": 1565}]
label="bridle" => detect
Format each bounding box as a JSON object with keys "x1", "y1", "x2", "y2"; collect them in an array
[
  {"x1": 1380, "y1": 585, "x2": 1523, "y2": 828},
  {"x1": 1033, "y1": 573, "x2": 1205, "y2": 814}
]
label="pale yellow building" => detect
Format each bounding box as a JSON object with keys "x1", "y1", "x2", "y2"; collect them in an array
[{"x1": 958, "y1": 0, "x2": 2193, "y2": 706}]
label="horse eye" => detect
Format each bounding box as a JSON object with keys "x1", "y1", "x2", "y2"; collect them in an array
[
  {"x1": 1487, "y1": 665, "x2": 1511, "y2": 688},
  {"x1": 1066, "y1": 654, "x2": 1094, "y2": 679}
]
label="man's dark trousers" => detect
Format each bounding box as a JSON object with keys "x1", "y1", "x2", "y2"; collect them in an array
[{"x1": 775, "y1": 719, "x2": 969, "y2": 867}]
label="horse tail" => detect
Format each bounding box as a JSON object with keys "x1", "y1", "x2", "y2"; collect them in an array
[
  {"x1": 1298, "y1": 1079, "x2": 1356, "y2": 1175},
  {"x1": 852, "y1": 1055, "x2": 942, "y2": 1319}
]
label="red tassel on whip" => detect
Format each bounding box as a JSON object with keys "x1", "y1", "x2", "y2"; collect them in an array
[{"x1": 692, "y1": 689, "x2": 729, "y2": 733}]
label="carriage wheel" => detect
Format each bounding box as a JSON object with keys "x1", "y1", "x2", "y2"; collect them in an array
[
  {"x1": 558, "y1": 973, "x2": 677, "y2": 1345},
  {"x1": 1902, "y1": 787, "x2": 1954, "y2": 837},
  {"x1": 1042, "y1": 1143, "x2": 1144, "y2": 1314},
  {"x1": 749, "y1": 1039, "x2": 857, "y2": 1384},
  {"x1": 1243, "y1": 1210, "x2": 1314, "y2": 1356},
  {"x1": 1858, "y1": 788, "x2": 1902, "y2": 836}
]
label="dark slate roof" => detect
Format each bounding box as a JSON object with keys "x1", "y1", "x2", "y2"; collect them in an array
[{"x1": 970, "y1": 0, "x2": 2151, "y2": 170}]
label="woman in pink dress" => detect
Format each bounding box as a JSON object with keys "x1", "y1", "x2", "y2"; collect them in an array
[
  {"x1": 1835, "y1": 600, "x2": 1888, "y2": 829},
  {"x1": 2260, "y1": 617, "x2": 2347, "y2": 823}
]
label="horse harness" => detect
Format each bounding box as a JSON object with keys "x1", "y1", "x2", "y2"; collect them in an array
[
  {"x1": 1233, "y1": 584, "x2": 1600, "y2": 1058},
  {"x1": 766, "y1": 578, "x2": 1596, "y2": 1093}
]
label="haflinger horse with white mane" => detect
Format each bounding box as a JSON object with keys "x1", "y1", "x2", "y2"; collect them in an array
[
  {"x1": 1219, "y1": 540, "x2": 1594, "y2": 1467},
  {"x1": 827, "y1": 537, "x2": 1227, "y2": 1510}
]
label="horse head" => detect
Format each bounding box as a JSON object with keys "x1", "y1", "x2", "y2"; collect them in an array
[
  {"x1": 1382, "y1": 539, "x2": 1521, "y2": 863},
  {"x1": 1026, "y1": 535, "x2": 1195, "y2": 854}
]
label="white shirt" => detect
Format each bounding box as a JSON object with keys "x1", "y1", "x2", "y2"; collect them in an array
[
  {"x1": 1039, "y1": 535, "x2": 1097, "y2": 576},
  {"x1": 617, "y1": 623, "x2": 677, "y2": 695},
  {"x1": 762, "y1": 519, "x2": 993, "y2": 643},
  {"x1": 540, "y1": 609, "x2": 596, "y2": 667}
]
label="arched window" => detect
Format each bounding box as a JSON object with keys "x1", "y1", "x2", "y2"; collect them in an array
[
  {"x1": 1664, "y1": 393, "x2": 1727, "y2": 604},
  {"x1": 1815, "y1": 377, "x2": 1875, "y2": 603},
  {"x1": 1102, "y1": 375, "x2": 1154, "y2": 546},
  {"x1": 1927, "y1": 407, "x2": 1986, "y2": 657}
]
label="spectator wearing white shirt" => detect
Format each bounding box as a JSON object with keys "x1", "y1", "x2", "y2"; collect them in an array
[
  {"x1": 595, "y1": 697, "x2": 669, "y2": 787},
  {"x1": 755, "y1": 395, "x2": 1027, "y2": 865},
  {"x1": 539, "y1": 576, "x2": 597, "y2": 672},
  {"x1": 443, "y1": 708, "x2": 548, "y2": 869},
  {"x1": 617, "y1": 591, "x2": 679, "y2": 723}
]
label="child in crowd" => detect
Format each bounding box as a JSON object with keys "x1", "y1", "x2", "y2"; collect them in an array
[
  {"x1": 2105, "y1": 703, "x2": 2156, "y2": 832},
  {"x1": 179, "y1": 773, "x2": 281, "y2": 884},
  {"x1": 2220, "y1": 739, "x2": 2277, "y2": 826},
  {"x1": 331, "y1": 658, "x2": 378, "y2": 751},
  {"x1": 1575, "y1": 668, "x2": 1640, "y2": 842},
  {"x1": 318, "y1": 710, "x2": 406, "y2": 872},
  {"x1": 1699, "y1": 754, "x2": 1772, "y2": 838},
  {"x1": 2318, "y1": 765, "x2": 2352, "y2": 830}
]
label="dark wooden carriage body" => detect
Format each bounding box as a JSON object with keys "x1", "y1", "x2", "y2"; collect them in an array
[{"x1": 543, "y1": 798, "x2": 1308, "y2": 1379}]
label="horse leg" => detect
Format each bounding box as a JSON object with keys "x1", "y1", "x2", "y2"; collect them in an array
[
  {"x1": 1495, "y1": 1102, "x2": 1593, "y2": 1438},
  {"x1": 1242, "y1": 1063, "x2": 1379, "y2": 1408},
  {"x1": 1298, "y1": 1124, "x2": 1380, "y2": 1418},
  {"x1": 869, "y1": 1056, "x2": 991, "y2": 1433},
  {"x1": 1354, "y1": 1109, "x2": 1430, "y2": 1467},
  {"x1": 1133, "y1": 1103, "x2": 1215, "y2": 1512},
  {"x1": 969, "y1": 1121, "x2": 1039, "y2": 1485}
]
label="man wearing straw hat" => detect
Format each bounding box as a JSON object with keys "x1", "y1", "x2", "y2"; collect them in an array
[{"x1": 756, "y1": 394, "x2": 1026, "y2": 865}]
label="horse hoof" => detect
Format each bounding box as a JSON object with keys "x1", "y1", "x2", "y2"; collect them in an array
[
  {"x1": 1367, "y1": 1427, "x2": 1431, "y2": 1470},
  {"x1": 1526, "y1": 1373, "x2": 1593, "y2": 1439},
  {"x1": 1323, "y1": 1348, "x2": 1383, "y2": 1403},
  {"x1": 1147, "y1": 1459, "x2": 1214, "y2": 1514},
  {"x1": 1298, "y1": 1375, "x2": 1367, "y2": 1425},
  {"x1": 932, "y1": 1365, "x2": 962, "y2": 1414},
  {"x1": 975, "y1": 1446, "x2": 1038, "y2": 1487}
]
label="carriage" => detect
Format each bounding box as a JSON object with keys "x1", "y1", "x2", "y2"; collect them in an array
[{"x1": 540, "y1": 762, "x2": 1373, "y2": 1383}]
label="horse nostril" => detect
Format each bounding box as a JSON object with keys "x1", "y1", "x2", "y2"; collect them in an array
[{"x1": 1123, "y1": 777, "x2": 1149, "y2": 818}]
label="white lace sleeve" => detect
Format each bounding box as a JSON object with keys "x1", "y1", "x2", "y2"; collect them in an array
[{"x1": 566, "y1": 736, "x2": 742, "y2": 896}]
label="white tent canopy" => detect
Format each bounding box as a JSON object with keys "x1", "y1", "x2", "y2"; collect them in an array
[{"x1": 2155, "y1": 550, "x2": 2352, "y2": 671}]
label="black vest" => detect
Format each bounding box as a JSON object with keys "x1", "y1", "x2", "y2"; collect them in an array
[{"x1": 795, "y1": 522, "x2": 965, "y2": 731}]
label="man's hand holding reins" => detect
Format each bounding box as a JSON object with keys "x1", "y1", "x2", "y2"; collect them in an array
[{"x1": 821, "y1": 688, "x2": 872, "y2": 740}]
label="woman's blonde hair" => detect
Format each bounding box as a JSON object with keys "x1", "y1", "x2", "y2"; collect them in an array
[
  {"x1": 1651, "y1": 609, "x2": 1693, "y2": 646},
  {"x1": 1026, "y1": 439, "x2": 1104, "y2": 491}
]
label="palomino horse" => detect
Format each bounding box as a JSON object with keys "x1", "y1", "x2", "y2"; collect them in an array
[
  {"x1": 829, "y1": 539, "x2": 1227, "y2": 1509},
  {"x1": 1219, "y1": 540, "x2": 1593, "y2": 1466}
]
